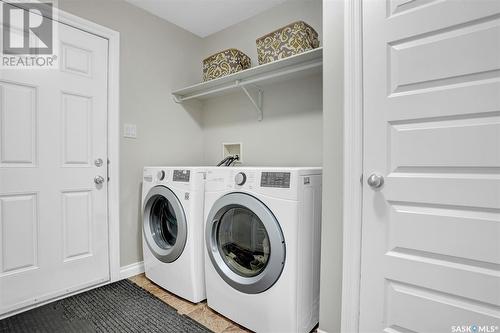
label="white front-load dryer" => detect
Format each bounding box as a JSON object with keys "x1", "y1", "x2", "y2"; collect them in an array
[
  {"x1": 142, "y1": 167, "x2": 206, "y2": 303},
  {"x1": 204, "y1": 167, "x2": 322, "y2": 332}
]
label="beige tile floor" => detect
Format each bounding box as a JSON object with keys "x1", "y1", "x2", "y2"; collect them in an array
[{"x1": 129, "y1": 274, "x2": 251, "y2": 333}]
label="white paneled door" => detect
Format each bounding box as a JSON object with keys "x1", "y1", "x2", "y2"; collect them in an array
[
  {"x1": 0, "y1": 19, "x2": 109, "y2": 315},
  {"x1": 360, "y1": 1, "x2": 500, "y2": 332}
]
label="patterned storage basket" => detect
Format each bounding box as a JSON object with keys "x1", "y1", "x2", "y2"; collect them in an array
[
  {"x1": 256, "y1": 21, "x2": 320, "y2": 65},
  {"x1": 202, "y1": 48, "x2": 251, "y2": 81}
]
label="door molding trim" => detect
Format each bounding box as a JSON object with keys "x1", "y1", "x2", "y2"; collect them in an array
[
  {"x1": 53, "y1": 8, "x2": 121, "y2": 282},
  {"x1": 341, "y1": 0, "x2": 363, "y2": 332}
]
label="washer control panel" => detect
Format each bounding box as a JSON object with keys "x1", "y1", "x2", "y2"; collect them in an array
[
  {"x1": 173, "y1": 169, "x2": 190, "y2": 182},
  {"x1": 260, "y1": 172, "x2": 291, "y2": 188}
]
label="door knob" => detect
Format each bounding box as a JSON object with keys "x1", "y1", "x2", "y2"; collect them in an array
[
  {"x1": 94, "y1": 175, "x2": 105, "y2": 185},
  {"x1": 367, "y1": 173, "x2": 384, "y2": 189}
]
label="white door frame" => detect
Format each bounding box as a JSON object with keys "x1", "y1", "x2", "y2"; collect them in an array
[
  {"x1": 341, "y1": 0, "x2": 363, "y2": 332},
  {"x1": 5, "y1": 2, "x2": 122, "y2": 283}
]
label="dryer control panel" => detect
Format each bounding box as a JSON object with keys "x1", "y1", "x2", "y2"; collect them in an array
[
  {"x1": 260, "y1": 172, "x2": 291, "y2": 188},
  {"x1": 173, "y1": 170, "x2": 190, "y2": 182}
]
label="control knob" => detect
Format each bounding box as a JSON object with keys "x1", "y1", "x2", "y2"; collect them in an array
[{"x1": 235, "y1": 172, "x2": 247, "y2": 186}]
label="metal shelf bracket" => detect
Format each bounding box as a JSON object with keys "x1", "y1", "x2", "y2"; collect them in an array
[
  {"x1": 237, "y1": 80, "x2": 263, "y2": 121},
  {"x1": 172, "y1": 94, "x2": 182, "y2": 104}
]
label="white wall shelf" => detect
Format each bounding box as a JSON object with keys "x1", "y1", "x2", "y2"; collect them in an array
[{"x1": 172, "y1": 47, "x2": 322, "y2": 121}]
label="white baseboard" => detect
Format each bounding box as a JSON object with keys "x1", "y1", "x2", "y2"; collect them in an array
[
  {"x1": 119, "y1": 261, "x2": 144, "y2": 280},
  {"x1": 317, "y1": 329, "x2": 328, "y2": 333}
]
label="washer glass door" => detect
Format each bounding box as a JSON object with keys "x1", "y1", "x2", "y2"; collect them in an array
[
  {"x1": 143, "y1": 186, "x2": 187, "y2": 263},
  {"x1": 206, "y1": 193, "x2": 285, "y2": 294}
]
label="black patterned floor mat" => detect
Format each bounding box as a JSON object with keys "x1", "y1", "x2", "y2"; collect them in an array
[{"x1": 0, "y1": 279, "x2": 212, "y2": 333}]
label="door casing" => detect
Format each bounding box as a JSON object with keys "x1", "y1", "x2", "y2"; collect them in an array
[
  {"x1": 340, "y1": 0, "x2": 370, "y2": 331},
  {"x1": 0, "y1": 1, "x2": 121, "y2": 318}
]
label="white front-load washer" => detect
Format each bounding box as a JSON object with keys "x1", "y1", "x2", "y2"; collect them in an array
[
  {"x1": 142, "y1": 167, "x2": 206, "y2": 303},
  {"x1": 204, "y1": 167, "x2": 322, "y2": 332}
]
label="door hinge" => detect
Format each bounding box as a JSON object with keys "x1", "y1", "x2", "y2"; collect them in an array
[{"x1": 107, "y1": 159, "x2": 110, "y2": 182}]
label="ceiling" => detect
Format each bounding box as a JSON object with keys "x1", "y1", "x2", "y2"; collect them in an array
[{"x1": 124, "y1": 0, "x2": 288, "y2": 38}]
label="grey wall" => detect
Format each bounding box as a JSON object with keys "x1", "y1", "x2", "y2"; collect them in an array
[
  {"x1": 55, "y1": 1, "x2": 342, "y2": 332},
  {"x1": 57, "y1": 0, "x2": 205, "y2": 267},
  {"x1": 199, "y1": 0, "x2": 323, "y2": 166},
  {"x1": 319, "y1": 0, "x2": 344, "y2": 332},
  {"x1": 56, "y1": 8, "x2": 339, "y2": 330}
]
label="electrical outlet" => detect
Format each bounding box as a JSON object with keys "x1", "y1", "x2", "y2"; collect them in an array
[{"x1": 124, "y1": 124, "x2": 137, "y2": 138}]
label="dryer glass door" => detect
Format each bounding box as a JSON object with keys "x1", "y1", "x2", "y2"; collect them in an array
[
  {"x1": 143, "y1": 186, "x2": 187, "y2": 263},
  {"x1": 217, "y1": 207, "x2": 270, "y2": 277},
  {"x1": 206, "y1": 193, "x2": 285, "y2": 294}
]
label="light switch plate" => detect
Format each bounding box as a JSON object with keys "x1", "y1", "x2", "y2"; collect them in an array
[{"x1": 124, "y1": 124, "x2": 137, "y2": 138}]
